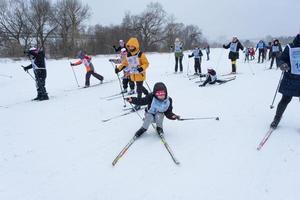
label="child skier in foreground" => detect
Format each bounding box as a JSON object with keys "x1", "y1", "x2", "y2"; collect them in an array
[{"x1": 125, "y1": 82, "x2": 180, "y2": 137}]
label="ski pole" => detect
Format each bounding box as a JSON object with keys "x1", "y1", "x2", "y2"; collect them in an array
[
  {"x1": 110, "y1": 61, "x2": 126, "y2": 107},
  {"x1": 70, "y1": 65, "x2": 80, "y2": 87},
  {"x1": 186, "y1": 56, "x2": 190, "y2": 76},
  {"x1": 21, "y1": 66, "x2": 36, "y2": 81},
  {"x1": 0, "y1": 73, "x2": 12, "y2": 78},
  {"x1": 247, "y1": 62, "x2": 255, "y2": 75},
  {"x1": 270, "y1": 71, "x2": 284, "y2": 109},
  {"x1": 144, "y1": 80, "x2": 152, "y2": 92},
  {"x1": 178, "y1": 117, "x2": 220, "y2": 121}
]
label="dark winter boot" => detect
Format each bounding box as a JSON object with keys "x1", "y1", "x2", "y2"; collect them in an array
[
  {"x1": 32, "y1": 94, "x2": 41, "y2": 101},
  {"x1": 135, "y1": 127, "x2": 147, "y2": 138},
  {"x1": 39, "y1": 94, "x2": 49, "y2": 101},
  {"x1": 270, "y1": 115, "x2": 281, "y2": 129},
  {"x1": 156, "y1": 127, "x2": 164, "y2": 136}
]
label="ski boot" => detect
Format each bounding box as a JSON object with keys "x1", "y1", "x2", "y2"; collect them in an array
[
  {"x1": 270, "y1": 115, "x2": 281, "y2": 129},
  {"x1": 156, "y1": 127, "x2": 164, "y2": 136},
  {"x1": 135, "y1": 127, "x2": 147, "y2": 138}
]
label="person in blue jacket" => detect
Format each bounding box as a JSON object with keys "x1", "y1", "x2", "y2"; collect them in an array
[
  {"x1": 270, "y1": 33, "x2": 300, "y2": 129},
  {"x1": 256, "y1": 40, "x2": 266, "y2": 63}
]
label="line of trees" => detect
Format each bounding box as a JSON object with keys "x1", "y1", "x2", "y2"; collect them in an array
[{"x1": 0, "y1": 0, "x2": 206, "y2": 58}]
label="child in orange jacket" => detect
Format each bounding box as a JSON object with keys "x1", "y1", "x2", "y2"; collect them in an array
[{"x1": 70, "y1": 51, "x2": 104, "y2": 87}]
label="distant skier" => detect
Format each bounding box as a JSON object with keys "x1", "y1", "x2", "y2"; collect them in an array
[
  {"x1": 22, "y1": 47, "x2": 49, "y2": 101},
  {"x1": 120, "y1": 48, "x2": 135, "y2": 95},
  {"x1": 204, "y1": 44, "x2": 210, "y2": 60},
  {"x1": 171, "y1": 38, "x2": 184, "y2": 73},
  {"x1": 115, "y1": 37, "x2": 149, "y2": 110},
  {"x1": 269, "y1": 32, "x2": 300, "y2": 129},
  {"x1": 125, "y1": 82, "x2": 180, "y2": 137},
  {"x1": 188, "y1": 45, "x2": 203, "y2": 75},
  {"x1": 269, "y1": 39, "x2": 283, "y2": 69},
  {"x1": 199, "y1": 68, "x2": 233, "y2": 87},
  {"x1": 249, "y1": 47, "x2": 255, "y2": 60},
  {"x1": 70, "y1": 51, "x2": 104, "y2": 88},
  {"x1": 244, "y1": 47, "x2": 250, "y2": 63},
  {"x1": 256, "y1": 40, "x2": 266, "y2": 63},
  {"x1": 223, "y1": 36, "x2": 244, "y2": 74},
  {"x1": 113, "y1": 39, "x2": 127, "y2": 53}
]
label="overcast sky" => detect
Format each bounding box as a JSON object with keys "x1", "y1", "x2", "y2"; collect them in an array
[{"x1": 83, "y1": 0, "x2": 299, "y2": 42}]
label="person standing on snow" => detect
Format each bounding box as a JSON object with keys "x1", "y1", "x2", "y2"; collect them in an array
[
  {"x1": 115, "y1": 37, "x2": 149, "y2": 110},
  {"x1": 188, "y1": 45, "x2": 203, "y2": 75},
  {"x1": 171, "y1": 38, "x2": 184, "y2": 73},
  {"x1": 70, "y1": 51, "x2": 104, "y2": 88},
  {"x1": 269, "y1": 39, "x2": 283, "y2": 69},
  {"x1": 223, "y1": 36, "x2": 244, "y2": 74},
  {"x1": 22, "y1": 47, "x2": 49, "y2": 101},
  {"x1": 204, "y1": 44, "x2": 210, "y2": 61},
  {"x1": 125, "y1": 82, "x2": 180, "y2": 137},
  {"x1": 256, "y1": 40, "x2": 266, "y2": 63},
  {"x1": 120, "y1": 48, "x2": 135, "y2": 95},
  {"x1": 269, "y1": 32, "x2": 300, "y2": 129}
]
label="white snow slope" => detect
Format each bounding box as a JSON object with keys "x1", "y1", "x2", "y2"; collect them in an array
[{"x1": 0, "y1": 49, "x2": 299, "y2": 200}]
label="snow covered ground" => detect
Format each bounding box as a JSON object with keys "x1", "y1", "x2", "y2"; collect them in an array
[{"x1": 0, "y1": 49, "x2": 299, "y2": 200}]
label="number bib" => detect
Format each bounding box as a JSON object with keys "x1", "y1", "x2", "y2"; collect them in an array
[
  {"x1": 127, "y1": 55, "x2": 140, "y2": 74},
  {"x1": 174, "y1": 42, "x2": 182, "y2": 53},
  {"x1": 230, "y1": 43, "x2": 238, "y2": 52},
  {"x1": 272, "y1": 46, "x2": 279, "y2": 52},
  {"x1": 289, "y1": 45, "x2": 300, "y2": 75}
]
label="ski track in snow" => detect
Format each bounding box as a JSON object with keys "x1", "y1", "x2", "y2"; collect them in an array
[{"x1": 0, "y1": 50, "x2": 299, "y2": 200}]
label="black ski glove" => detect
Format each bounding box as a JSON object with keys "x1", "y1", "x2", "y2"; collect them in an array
[
  {"x1": 137, "y1": 67, "x2": 143, "y2": 73},
  {"x1": 22, "y1": 65, "x2": 28, "y2": 72},
  {"x1": 115, "y1": 67, "x2": 119, "y2": 74}
]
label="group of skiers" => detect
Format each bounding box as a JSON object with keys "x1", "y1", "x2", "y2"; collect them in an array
[{"x1": 20, "y1": 30, "x2": 300, "y2": 137}]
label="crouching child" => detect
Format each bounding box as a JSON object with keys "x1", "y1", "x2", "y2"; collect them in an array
[{"x1": 125, "y1": 82, "x2": 180, "y2": 137}]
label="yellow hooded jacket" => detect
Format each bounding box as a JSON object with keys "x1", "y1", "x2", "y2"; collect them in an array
[{"x1": 117, "y1": 38, "x2": 149, "y2": 82}]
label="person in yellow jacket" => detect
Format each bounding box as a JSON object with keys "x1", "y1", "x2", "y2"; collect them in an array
[{"x1": 115, "y1": 37, "x2": 149, "y2": 110}]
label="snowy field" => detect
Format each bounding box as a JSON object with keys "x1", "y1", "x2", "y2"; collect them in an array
[{"x1": 0, "y1": 49, "x2": 299, "y2": 200}]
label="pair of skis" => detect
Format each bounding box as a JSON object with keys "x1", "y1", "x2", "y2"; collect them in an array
[{"x1": 112, "y1": 131, "x2": 180, "y2": 166}]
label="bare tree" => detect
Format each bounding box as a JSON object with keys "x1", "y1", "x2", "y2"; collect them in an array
[
  {"x1": 181, "y1": 25, "x2": 203, "y2": 50},
  {"x1": 27, "y1": 0, "x2": 57, "y2": 49},
  {"x1": 136, "y1": 2, "x2": 167, "y2": 51},
  {"x1": 163, "y1": 15, "x2": 184, "y2": 51},
  {"x1": 0, "y1": 0, "x2": 32, "y2": 56}
]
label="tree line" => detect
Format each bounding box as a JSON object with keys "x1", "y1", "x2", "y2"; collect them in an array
[
  {"x1": 0, "y1": 0, "x2": 206, "y2": 58},
  {"x1": 0, "y1": 0, "x2": 294, "y2": 58}
]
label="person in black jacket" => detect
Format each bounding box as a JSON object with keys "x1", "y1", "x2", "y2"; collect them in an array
[
  {"x1": 223, "y1": 36, "x2": 244, "y2": 74},
  {"x1": 113, "y1": 39, "x2": 127, "y2": 53},
  {"x1": 269, "y1": 39, "x2": 283, "y2": 69},
  {"x1": 270, "y1": 33, "x2": 300, "y2": 129},
  {"x1": 188, "y1": 46, "x2": 203, "y2": 75},
  {"x1": 126, "y1": 82, "x2": 180, "y2": 137},
  {"x1": 22, "y1": 47, "x2": 49, "y2": 101}
]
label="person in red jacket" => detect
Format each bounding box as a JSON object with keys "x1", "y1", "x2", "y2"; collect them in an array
[{"x1": 70, "y1": 51, "x2": 104, "y2": 87}]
